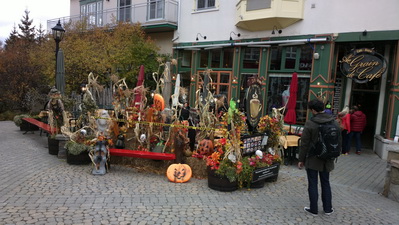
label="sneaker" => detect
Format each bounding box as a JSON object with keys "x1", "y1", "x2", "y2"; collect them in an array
[
  {"x1": 324, "y1": 208, "x2": 334, "y2": 215},
  {"x1": 304, "y1": 207, "x2": 318, "y2": 215}
]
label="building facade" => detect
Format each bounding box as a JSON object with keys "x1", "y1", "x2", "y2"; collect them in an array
[{"x1": 55, "y1": 0, "x2": 399, "y2": 156}]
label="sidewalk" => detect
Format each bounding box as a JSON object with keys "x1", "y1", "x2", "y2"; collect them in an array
[{"x1": 0, "y1": 121, "x2": 398, "y2": 225}]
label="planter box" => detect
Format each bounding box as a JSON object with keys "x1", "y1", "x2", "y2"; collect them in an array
[
  {"x1": 207, "y1": 167, "x2": 238, "y2": 192},
  {"x1": 66, "y1": 151, "x2": 91, "y2": 165}
]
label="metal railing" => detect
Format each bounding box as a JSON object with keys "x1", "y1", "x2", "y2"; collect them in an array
[{"x1": 47, "y1": 0, "x2": 178, "y2": 31}]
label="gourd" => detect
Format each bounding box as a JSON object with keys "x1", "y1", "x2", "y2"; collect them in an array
[{"x1": 166, "y1": 163, "x2": 192, "y2": 183}]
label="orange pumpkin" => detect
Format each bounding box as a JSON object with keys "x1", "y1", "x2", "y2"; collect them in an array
[
  {"x1": 166, "y1": 163, "x2": 192, "y2": 183},
  {"x1": 153, "y1": 94, "x2": 165, "y2": 111},
  {"x1": 197, "y1": 139, "x2": 214, "y2": 156}
]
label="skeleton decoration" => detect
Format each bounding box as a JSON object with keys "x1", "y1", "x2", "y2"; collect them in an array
[{"x1": 91, "y1": 140, "x2": 108, "y2": 175}]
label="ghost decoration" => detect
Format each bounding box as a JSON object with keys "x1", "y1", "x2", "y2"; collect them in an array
[
  {"x1": 228, "y1": 153, "x2": 237, "y2": 163},
  {"x1": 96, "y1": 110, "x2": 110, "y2": 136},
  {"x1": 140, "y1": 134, "x2": 146, "y2": 142}
]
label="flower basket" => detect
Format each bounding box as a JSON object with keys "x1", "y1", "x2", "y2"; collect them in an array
[{"x1": 207, "y1": 167, "x2": 238, "y2": 192}]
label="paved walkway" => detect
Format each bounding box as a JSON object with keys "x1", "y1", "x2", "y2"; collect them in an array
[{"x1": 0, "y1": 121, "x2": 398, "y2": 225}]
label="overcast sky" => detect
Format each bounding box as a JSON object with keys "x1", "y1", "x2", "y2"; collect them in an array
[{"x1": 0, "y1": 0, "x2": 70, "y2": 44}]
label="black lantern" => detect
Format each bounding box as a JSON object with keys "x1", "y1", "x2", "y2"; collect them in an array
[{"x1": 51, "y1": 19, "x2": 65, "y2": 86}]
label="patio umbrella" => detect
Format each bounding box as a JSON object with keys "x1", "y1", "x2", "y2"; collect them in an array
[
  {"x1": 133, "y1": 65, "x2": 145, "y2": 109},
  {"x1": 284, "y1": 72, "x2": 298, "y2": 133},
  {"x1": 162, "y1": 62, "x2": 172, "y2": 108},
  {"x1": 56, "y1": 49, "x2": 65, "y2": 95}
]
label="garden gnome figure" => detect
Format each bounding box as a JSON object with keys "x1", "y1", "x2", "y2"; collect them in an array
[
  {"x1": 92, "y1": 140, "x2": 108, "y2": 175},
  {"x1": 46, "y1": 87, "x2": 66, "y2": 134}
]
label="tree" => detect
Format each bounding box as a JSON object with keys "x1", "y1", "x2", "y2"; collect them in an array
[{"x1": 18, "y1": 10, "x2": 36, "y2": 43}]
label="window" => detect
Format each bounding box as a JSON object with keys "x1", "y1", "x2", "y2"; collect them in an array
[
  {"x1": 247, "y1": 0, "x2": 271, "y2": 11},
  {"x1": 81, "y1": 1, "x2": 103, "y2": 26},
  {"x1": 148, "y1": 0, "x2": 165, "y2": 20},
  {"x1": 267, "y1": 74, "x2": 310, "y2": 125},
  {"x1": 181, "y1": 50, "x2": 192, "y2": 68},
  {"x1": 223, "y1": 48, "x2": 234, "y2": 68},
  {"x1": 197, "y1": 0, "x2": 215, "y2": 10},
  {"x1": 269, "y1": 45, "x2": 313, "y2": 72},
  {"x1": 243, "y1": 48, "x2": 260, "y2": 69},
  {"x1": 211, "y1": 49, "x2": 221, "y2": 68},
  {"x1": 198, "y1": 71, "x2": 231, "y2": 101},
  {"x1": 119, "y1": 0, "x2": 131, "y2": 22}
]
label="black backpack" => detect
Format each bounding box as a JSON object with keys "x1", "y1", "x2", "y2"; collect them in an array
[{"x1": 311, "y1": 120, "x2": 341, "y2": 160}]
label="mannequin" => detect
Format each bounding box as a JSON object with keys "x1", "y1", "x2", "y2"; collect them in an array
[{"x1": 282, "y1": 85, "x2": 290, "y2": 107}]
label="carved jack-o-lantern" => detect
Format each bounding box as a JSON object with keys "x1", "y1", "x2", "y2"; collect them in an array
[
  {"x1": 197, "y1": 139, "x2": 214, "y2": 156},
  {"x1": 153, "y1": 94, "x2": 165, "y2": 111},
  {"x1": 166, "y1": 163, "x2": 192, "y2": 183}
]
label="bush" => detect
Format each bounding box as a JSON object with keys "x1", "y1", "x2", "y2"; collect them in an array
[
  {"x1": 13, "y1": 114, "x2": 32, "y2": 127},
  {"x1": 0, "y1": 111, "x2": 19, "y2": 121}
]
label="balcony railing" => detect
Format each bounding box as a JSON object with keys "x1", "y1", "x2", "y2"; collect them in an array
[{"x1": 47, "y1": 0, "x2": 178, "y2": 32}]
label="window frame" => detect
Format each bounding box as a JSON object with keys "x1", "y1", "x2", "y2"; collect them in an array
[
  {"x1": 196, "y1": 0, "x2": 216, "y2": 11},
  {"x1": 269, "y1": 45, "x2": 313, "y2": 73}
]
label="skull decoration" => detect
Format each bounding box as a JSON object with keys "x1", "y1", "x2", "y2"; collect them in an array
[
  {"x1": 92, "y1": 140, "x2": 108, "y2": 175},
  {"x1": 197, "y1": 139, "x2": 214, "y2": 156}
]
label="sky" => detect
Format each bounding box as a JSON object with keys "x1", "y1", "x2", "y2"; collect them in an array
[{"x1": 0, "y1": 0, "x2": 70, "y2": 44}]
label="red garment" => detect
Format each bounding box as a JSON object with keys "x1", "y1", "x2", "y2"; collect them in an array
[
  {"x1": 350, "y1": 111, "x2": 367, "y2": 132},
  {"x1": 341, "y1": 113, "x2": 351, "y2": 132}
]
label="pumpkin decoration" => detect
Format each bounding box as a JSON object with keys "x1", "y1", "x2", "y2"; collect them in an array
[
  {"x1": 166, "y1": 163, "x2": 192, "y2": 183},
  {"x1": 197, "y1": 139, "x2": 214, "y2": 156},
  {"x1": 153, "y1": 94, "x2": 165, "y2": 111}
]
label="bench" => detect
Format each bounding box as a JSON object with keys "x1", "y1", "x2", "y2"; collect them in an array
[
  {"x1": 109, "y1": 148, "x2": 176, "y2": 160},
  {"x1": 22, "y1": 118, "x2": 56, "y2": 135}
]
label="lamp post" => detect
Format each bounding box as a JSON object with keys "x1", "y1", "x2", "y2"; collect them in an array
[{"x1": 51, "y1": 20, "x2": 65, "y2": 88}]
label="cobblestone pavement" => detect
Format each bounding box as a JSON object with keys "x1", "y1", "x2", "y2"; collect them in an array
[{"x1": 1, "y1": 121, "x2": 398, "y2": 225}]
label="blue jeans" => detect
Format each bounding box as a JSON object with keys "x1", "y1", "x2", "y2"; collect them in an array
[
  {"x1": 348, "y1": 131, "x2": 362, "y2": 152},
  {"x1": 306, "y1": 168, "x2": 332, "y2": 213}
]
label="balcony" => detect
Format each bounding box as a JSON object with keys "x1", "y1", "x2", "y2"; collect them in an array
[
  {"x1": 235, "y1": 0, "x2": 304, "y2": 31},
  {"x1": 47, "y1": 0, "x2": 178, "y2": 33}
]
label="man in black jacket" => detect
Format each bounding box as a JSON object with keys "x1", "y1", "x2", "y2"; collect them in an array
[{"x1": 298, "y1": 99, "x2": 342, "y2": 215}]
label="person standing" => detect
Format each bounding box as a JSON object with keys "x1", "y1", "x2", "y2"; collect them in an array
[
  {"x1": 336, "y1": 107, "x2": 351, "y2": 155},
  {"x1": 348, "y1": 105, "x2": 367, "y2": 155},
  {"x1": 298, "y1": 99, "x2": 341, "y2": 215}
]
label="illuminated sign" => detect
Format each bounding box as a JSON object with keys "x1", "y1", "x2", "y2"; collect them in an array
[{"x1": 340, "y1": 48, "x2": 387, "y2": 83}]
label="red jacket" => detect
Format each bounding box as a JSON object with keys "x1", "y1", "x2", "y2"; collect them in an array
[{"x1": 350, "y1": 111, "x2": 366, "y2": 132}]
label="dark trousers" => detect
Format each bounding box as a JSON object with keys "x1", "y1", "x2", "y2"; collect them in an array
[
  {"x1": 348, "y1": 131, "x2": 362, "y2": 152},
  {"x1": 306, "y1": 168, "x2": 332, "y2": 213},
  {"x1": 341, "y1": 130, "x2": 350, "y2": 154}
]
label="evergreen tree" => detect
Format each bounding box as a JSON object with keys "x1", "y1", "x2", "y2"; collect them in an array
[
  {"x1": 4, "y1": 25, "x2": 19, "y2": 49},
  {"x1": 18, "y1": 10, "x2": 36, "y2": 43},
  {"x1": 36, "y1": 23, "x2": 46, "y2": 45}
]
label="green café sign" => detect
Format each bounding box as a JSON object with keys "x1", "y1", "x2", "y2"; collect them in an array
[{"x1": 340, "y1": 48, "x2": 387, "y2": 83}]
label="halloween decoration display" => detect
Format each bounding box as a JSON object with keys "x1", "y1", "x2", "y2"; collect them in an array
[
  {"x1": 91, "y1": 140, "x2": 108, "y2": 175},
  {"x1": 46, "y1": 87, "x2": 66, "y2": 133},
  {"x1": 197, "y1": 139, "x2": 214, "y2": 156},
  {"x1": 114, "y1": 134, "x2": 125, "y2": 149},
  {"x1": 96, "y1": 109, "x2": 111, "y2": 136},
  {"x1": 245, "y1": 81, "x2": 263, "y2": 131},
  {"x1": 166, "y1": 163, "x2": 192, "y2": 183}
]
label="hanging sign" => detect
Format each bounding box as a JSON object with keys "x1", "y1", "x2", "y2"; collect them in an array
[{"x1": 340, "y1": 48, "x2": 387, "y2": 83}]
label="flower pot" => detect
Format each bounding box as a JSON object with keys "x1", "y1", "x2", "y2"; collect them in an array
[
  {"x1": 21, "y1": 120, "x2": 39, "y2": 132},
  {"x1": 207, "y1": 167, "x2": 238, "y2": 192},
  {"x1": 48, "y1": 137, "x2": 59, "y2": 155},
  {"x1": 252, "y1": 163, "x2": 280, "y2": 185},
  {"x1": 66, "y1": 150, "x2": 91, "y2": 165}
]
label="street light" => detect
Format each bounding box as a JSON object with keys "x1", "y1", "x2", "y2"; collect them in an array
[{"x1": 51, "y1": 19, "x2": 65, "y2": 87}]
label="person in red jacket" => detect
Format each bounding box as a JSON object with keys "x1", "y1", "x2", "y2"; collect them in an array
[
  {"x1": 336, "y1": 106, "x2": 351, "y2": 155},
  {"x1": 348, "y1": 105, "x2": 367, "y2": 155}
]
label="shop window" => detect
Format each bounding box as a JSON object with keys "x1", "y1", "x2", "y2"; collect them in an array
[
  {"x1": 299, "y1": 45, "x2": 312, "y2": 71},
  {"x1": 198, "y1": 71, "x2": 231, "y2": 101},
  {"x1": 211, "y1": 49, "x2": 221, "y2": 68},
  {"x1": 181, "y1": 50, "x2": 192, "y2": 68},
  {"x1": 243, "y1": 48, "x2": 260, "y2": 69},
  {"x1": 223, "y1": 48, "x2": 234, "y2": 68},
  {"x1": 247, "y1": 0, "x2": 271, "y2": 11},
  {"x1": 266, "y1": 74, "x2": 310, "y2": 125},
  {"x1": 270, "y1": 45, "x2": 313, "y2": 72},
  {"x1": 197, "y1": 0, "x2": 216, "y2": 10},
  {"x1": 285, "y1": 47, "x2": 297, "y2": 69},
  {"x1": 270, "y1": 47, "x2": 282, "y2": 70},
  {"x1": 200, "y1": 50, "x2": 209, "y2": 67}
]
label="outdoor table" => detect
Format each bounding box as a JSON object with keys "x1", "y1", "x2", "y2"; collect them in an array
[{"x1": 282, "y1": 135, "x2": 301, "y2": 165}]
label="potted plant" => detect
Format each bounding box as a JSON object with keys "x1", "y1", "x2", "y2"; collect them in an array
[
  {"x1": 65, "y1": 140, "x2": 91, "y2": 165},
  {"x1": 13, "y1": 114, "x2": 40, "y2": 132}
]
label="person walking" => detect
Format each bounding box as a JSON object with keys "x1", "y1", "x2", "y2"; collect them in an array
[
  {"x1": 298, "y1": 99, "x2": 342, "y2": 216},
  {"x1": 336, "y1": 106, "x2": 351, "y2": 155},
  {"x1": 348, "y1": 105, "x2": 367, "y2": 155}
]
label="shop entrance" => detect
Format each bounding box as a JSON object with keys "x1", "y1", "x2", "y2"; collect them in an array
[{"x1": 350, "y1": 79, "x2": 380, "y2": 149}]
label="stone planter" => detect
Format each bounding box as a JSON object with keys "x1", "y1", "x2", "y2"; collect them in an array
[
  {"x1": 207, "y1": 167, "x2": 238, "y2": 192},
  {"x1": 66, "y1": 150, "x2": 91, "y2": 165},
  {"x1": 48, "y1": 137, "x2": 59, "y2": 155}
]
